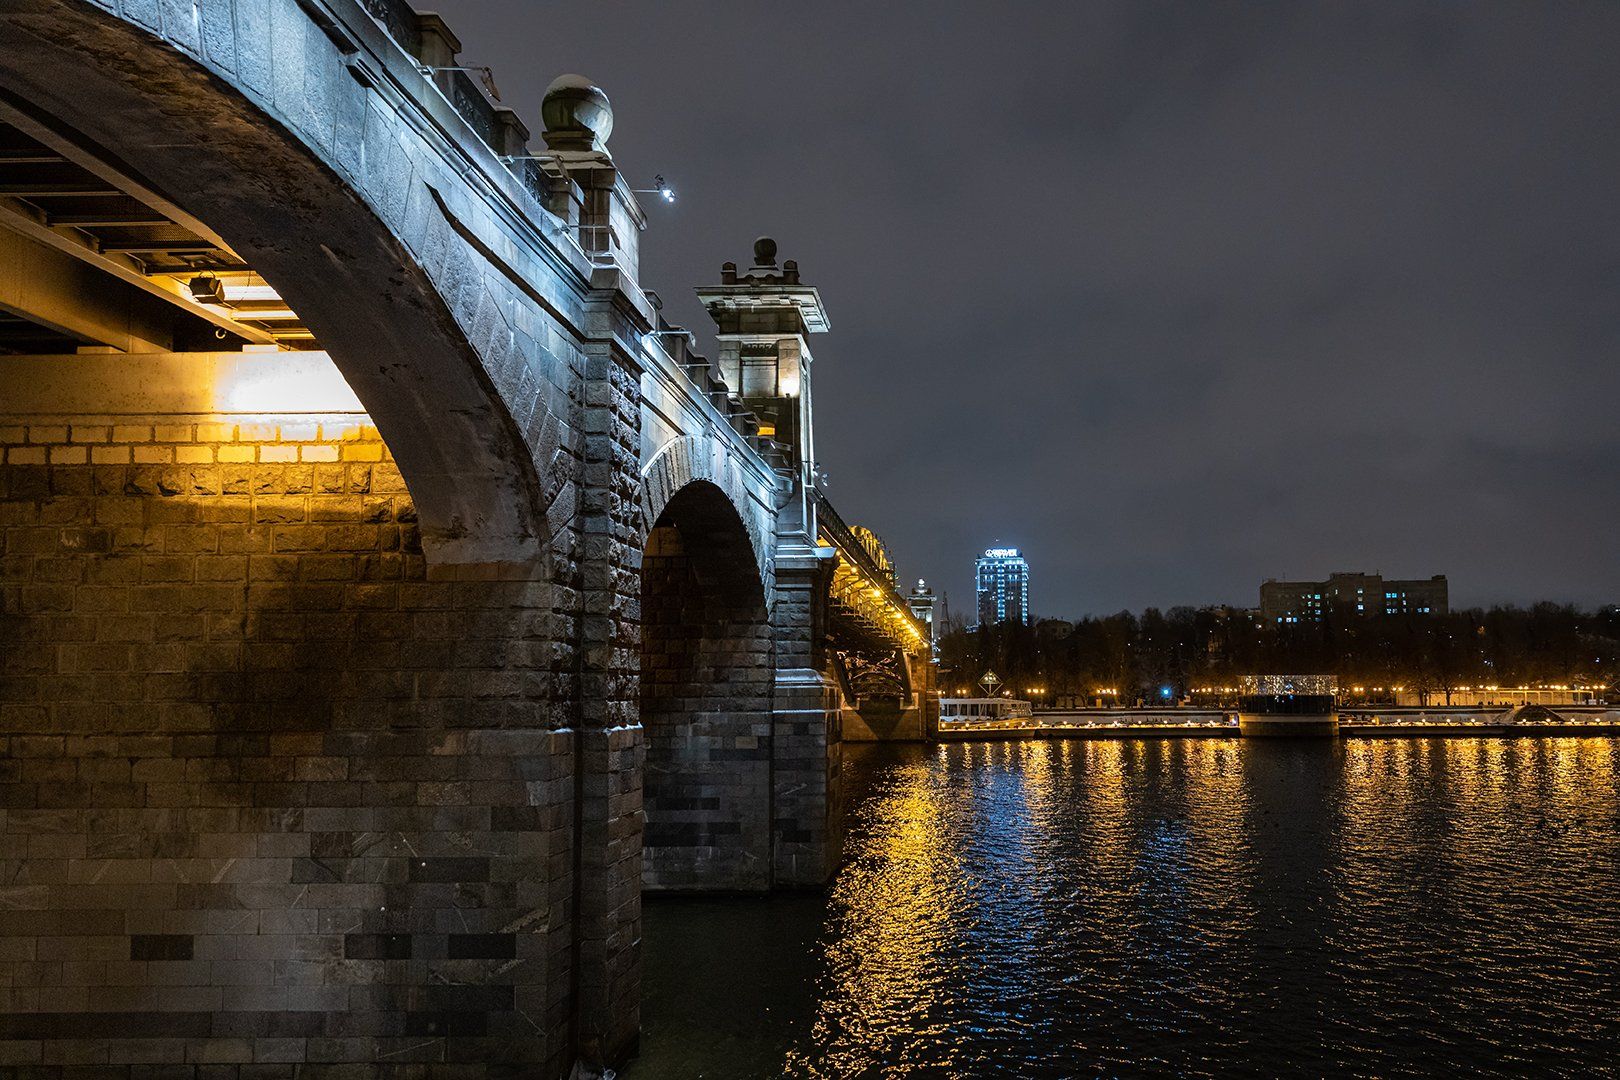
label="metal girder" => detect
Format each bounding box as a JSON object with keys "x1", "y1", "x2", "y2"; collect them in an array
[
  {"x1": 98, "y1": 239, "x2": 222, "y2": 254},
  {"x1": 0, "y1": 181, "x2": 119, "y2": 196},
  {"x1": 0, "y1": 195, "x2": 276, "y2": 346},
  {"x1": 0, "y1": 93, "x2": 242, "y2": 258},
  {"x1": 48, "y1": 213, "x2": 170, "y2": 227},
  {"x1": 0, "y1": 224, "x2": 170, "y2": 351},
  {"x1": 0, "y1": 149, "x2": 64, "y2": 164},
  {"x1": 0, "y1": 96, "x2": 316, "y2": 347}
]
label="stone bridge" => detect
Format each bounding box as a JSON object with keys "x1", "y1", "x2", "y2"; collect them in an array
[{"x1": 0, "y1": 1, "x2": 934, "y2": 1075}]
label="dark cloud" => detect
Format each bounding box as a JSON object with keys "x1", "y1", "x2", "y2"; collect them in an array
[{"x1": 433, "y1": 0, "x2": 1620, "y2": 614}]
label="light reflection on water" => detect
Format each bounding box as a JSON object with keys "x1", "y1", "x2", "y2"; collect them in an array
[{"x1": 635, "y1": 738, "x2": 1620, "y2": 1078}]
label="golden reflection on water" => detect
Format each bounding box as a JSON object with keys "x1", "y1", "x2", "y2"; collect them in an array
[
  {"x1": 784, "y1": 751, "x2": 961, "y2": 1077},
  {"x1": 1178, "y1": 738, "x2": 1256, "y2": 940},
  {"x1": 774, "y1": 737, "x2": 1620, "y2": 1078}
]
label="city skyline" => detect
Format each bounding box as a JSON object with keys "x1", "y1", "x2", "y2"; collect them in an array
[
  {"x1": 951, "y1": 550, "x2": 1609, "y2": 624},
  {"x1": 433, "y1": 0, "x2": 1620, "y2": 616}
]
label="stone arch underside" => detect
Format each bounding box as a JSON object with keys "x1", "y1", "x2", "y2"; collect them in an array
[
  {"x1": 0, "y1": 0, "x2": 572, "y2": 566},
  {"x1": 639, "y1": 434, "x2": 772, "y2": 589},
  {"x1": 638, "y1": 477, "x2": 776, "y2": 891}
]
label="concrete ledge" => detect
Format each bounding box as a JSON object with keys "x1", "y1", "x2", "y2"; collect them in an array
[
  {"x1": 1238, "y1": 713, "x2": 1339, "y2": 737},
  {"x1": 0, "y1": 351, "x2": 364, "y2": 415}
]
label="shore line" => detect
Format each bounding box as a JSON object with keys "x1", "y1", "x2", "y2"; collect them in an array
[{"x1": 936, "y1": 722, "x2": 1620, "y2": 741}]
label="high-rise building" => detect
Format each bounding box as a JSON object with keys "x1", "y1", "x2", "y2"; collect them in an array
[
  {"x1": 976, "y1": 548, "x2": 1030, "y2": 626},
  {"x1": 1260, "y1": 572, "x2": 1447, "y2": 624}
]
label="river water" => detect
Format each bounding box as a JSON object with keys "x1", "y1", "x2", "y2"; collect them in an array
[{"x1": 631, "y1": 738, "x2": 1620, "y2": 1078}]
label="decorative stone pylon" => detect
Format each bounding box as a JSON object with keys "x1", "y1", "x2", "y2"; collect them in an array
[{"x1": 698, "y1": 239, "x2": 843, "y2": 884}]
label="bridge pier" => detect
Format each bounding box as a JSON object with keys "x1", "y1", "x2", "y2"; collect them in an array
[
  {"x1": 768, "y1": 557, "x2": 845, "y2": 885},
  {"x1": 571, "y1": 334, "x2": 647, "y2": 1068}
]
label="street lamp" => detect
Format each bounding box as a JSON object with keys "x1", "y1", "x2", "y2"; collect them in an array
[{"x1": 631, "y1": 175, "x2": 677, "y2": 203}]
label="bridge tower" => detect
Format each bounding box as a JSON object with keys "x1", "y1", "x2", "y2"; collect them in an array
[
  {"x1": 697, "y1": 236, "x2": 827, "y2": 531},
  {"x1": 695, "y1": 239, "x2": 844, "y2": 885}
]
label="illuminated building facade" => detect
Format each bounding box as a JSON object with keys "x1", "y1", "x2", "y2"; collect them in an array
[
  {"x1": 1261, "y1": 572, "x2": 1448, "y2": 624},
  {"x1": 976, "y1": 547, "x2": 1031, "y2": 626},
  {"x1": 908, "y1": 578, "x2": 937, "y2": 642}
]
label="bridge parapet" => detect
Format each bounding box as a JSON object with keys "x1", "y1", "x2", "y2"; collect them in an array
[{"x1": 816, "y1": 489, "x2": 928, "y2": 652}]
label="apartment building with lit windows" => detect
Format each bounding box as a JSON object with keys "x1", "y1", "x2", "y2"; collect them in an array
[{"x1": 1260, "y1": 572, "x2": 1447, "y2": 624}]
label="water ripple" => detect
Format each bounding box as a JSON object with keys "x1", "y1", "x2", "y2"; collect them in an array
[{"x1": 639, "y1": 737, "x2": 1620, "y2": 1078}]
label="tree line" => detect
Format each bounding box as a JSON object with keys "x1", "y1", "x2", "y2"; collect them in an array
[{"x1": 937, "y1": 604, "x2": 1620, "y2": 705}]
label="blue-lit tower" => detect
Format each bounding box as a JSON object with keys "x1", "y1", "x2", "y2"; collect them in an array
[{"x1": 975, "y1": 547, "x2": 1031, "y2": 626}]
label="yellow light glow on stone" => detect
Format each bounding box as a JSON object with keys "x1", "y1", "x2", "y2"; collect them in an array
[
  {"x1": 778, "y1": 362, "x2": 800, "y2": 397},
  {"x1": 212, "y1": 352, "x2": 365, "y2": 416}
]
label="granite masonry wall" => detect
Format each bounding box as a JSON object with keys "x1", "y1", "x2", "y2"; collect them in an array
[
  {"x1": 567, "y1": 345, "x2": 646, "y2": 1064},
  {"x1": 763, "y1": 566, "x2": 843, "y2": 887},
  {"x1": 0, "y1": 415, "x2": 579, "y2": 1076},
  {"x1": 638, "y1": 483, "x2": 773, "y2": 893}
]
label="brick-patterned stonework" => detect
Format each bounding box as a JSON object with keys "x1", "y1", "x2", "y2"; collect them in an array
[
  {"x1": 0, "y1": 417, "x2": 578, "y2": 1076},
  {"x1": 764, "y1": 559, "x2": 846, "y2": 888},
  {"x1": 639, "y1": 483, "x2": 774, "y2": 892},
  {"x1": 569, "y1": 346, "x2": 646, "y2": 1064}
]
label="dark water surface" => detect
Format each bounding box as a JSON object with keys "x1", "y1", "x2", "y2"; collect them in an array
[{"x1": 631, "y1": 738, "x2": 1620, "y2": 1078}]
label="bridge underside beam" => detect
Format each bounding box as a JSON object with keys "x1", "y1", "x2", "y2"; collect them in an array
[{"x1": 0, "y1": 226, "x2": 179, "y2": 351}]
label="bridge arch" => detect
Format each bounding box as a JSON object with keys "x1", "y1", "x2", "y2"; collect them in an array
[
  {"x1": 0, "y1": 0, "x2": 569, "y2": 564},
  {"x1": 639, "y1": 476, "x2": 776, "y2": 890},
  {"x1": 640, "y1": 434, "x2": 772, "y2": 587}
]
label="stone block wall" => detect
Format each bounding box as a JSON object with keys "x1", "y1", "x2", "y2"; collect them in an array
[
  {"x1": 570, "y1": 345, "x2": 646, "y2": 1066},
  {"x1": 764, "y1": 561, "x2": 844, "y2": 887},
  {"x1": 0, "y1": 415, "x2": 578, "y2": 1076},
  {"x1": 767, "y1": 669, "x2": 843, "y2": 885},
  {"x1": 638, "y1": 486, "x2": 774, "y2": 893}
]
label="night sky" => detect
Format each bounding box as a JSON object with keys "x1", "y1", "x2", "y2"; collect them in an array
[{"x1": 433, "y1": 1, "x2": 1620, "y2": 618}]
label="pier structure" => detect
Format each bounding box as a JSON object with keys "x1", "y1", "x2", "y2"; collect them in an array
[{"x1": 1236, "y1": 675, "x2": 1340, "y2": 736}]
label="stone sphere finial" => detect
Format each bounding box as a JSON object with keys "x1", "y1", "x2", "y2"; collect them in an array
[
  {"x1": 540, "y1": 74, "x2": 613, "y2": 149},
  {"x1": 753, "y1": 236, "x2": 778, "y2": 266}
]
